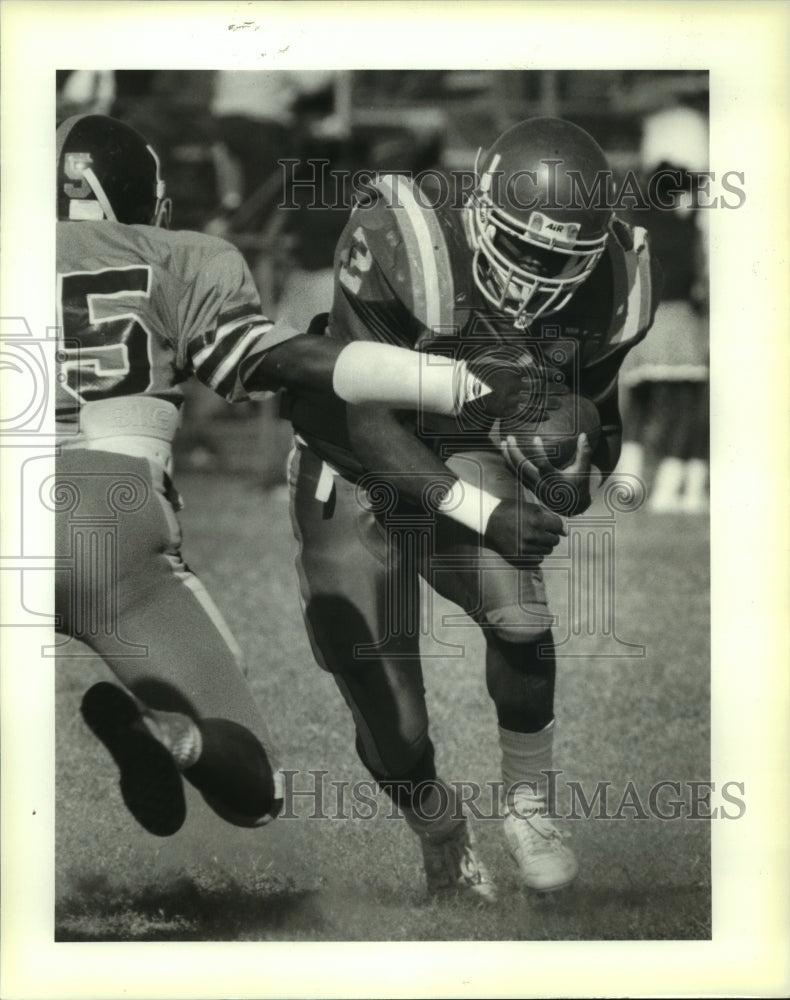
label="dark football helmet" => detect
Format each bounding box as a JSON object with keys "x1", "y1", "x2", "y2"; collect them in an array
[
  {"x1": 467, "y1": 117, "x2": 613, "y2": 328},
  {"x1": 56, "y1": 114, "x2": 171, "y2": 227}
]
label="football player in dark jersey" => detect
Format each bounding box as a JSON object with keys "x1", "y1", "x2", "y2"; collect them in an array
[
  {"x1": 55, "y1": 114, "x2": 539, "y2": 838},
  {"x1": 286, "y1": 117, "x2": 661, "y2": 900}
]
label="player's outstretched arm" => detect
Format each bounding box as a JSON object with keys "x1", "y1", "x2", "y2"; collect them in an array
[
  {"x1": 241, "y1": 335, "x2": 529, "y2": 418},
  {"x1": 347, "y1": 403, "x2": 565, "y2": 564}
]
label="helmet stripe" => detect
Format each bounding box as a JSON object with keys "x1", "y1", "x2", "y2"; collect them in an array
[{"x1": 81, "y1": 167, "x2": 118, "y2": 221}]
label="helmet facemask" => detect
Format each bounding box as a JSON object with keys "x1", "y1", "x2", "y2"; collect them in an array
[{"x1": 466, "y1": 141, "x2": 611, "y2": 329}]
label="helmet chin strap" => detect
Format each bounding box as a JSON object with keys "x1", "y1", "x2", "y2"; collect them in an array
[
  {"x1": 147, "y1": 144, "x2": 171, "y2": 227},
  {"x1": 153, "y1": 197, "x2": 172, "y2": 229}
]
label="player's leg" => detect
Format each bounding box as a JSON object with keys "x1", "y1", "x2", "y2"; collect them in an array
[
  {"x1": 289, "y1": 443, "x2": 430, "y2": 775},
  {"x1": 288, "y1": 442, "x2": 495, "y2": 901},
  {"x1": 680, "y1": 379, "x2": 709, "y2": 512},
  {"x1": 430, "y1": 451, "x2": 578, "y2": 891},
  {"x1": 681, "y1": 309, "x2": 710, "y2": 512},
  {"x1": 55, "y1": 449, "x2": 280, "y2": 831},
  {"x1": 647, "y1": 381, "x2": 686, "y2": 512},
  {"x1": 661, "y1": 380, "x2": 709, "y2": 513},
  {"x1": 617, "y1": 381, "x2": 649, "y2": 481},
  {"x1": 433, "y1": 549, "x2": 578, "y2": 891},
  {"x1": 485, "y1": 632, "x2": 578, "y2": 892}
]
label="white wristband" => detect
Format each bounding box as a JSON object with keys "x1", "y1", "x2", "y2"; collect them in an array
[
  {"x1": 332, "y1": 342, "x2": 490, "y2": 416},
  {"x1": 436, "y1": 479, "x2": 502, "y2": 535}
]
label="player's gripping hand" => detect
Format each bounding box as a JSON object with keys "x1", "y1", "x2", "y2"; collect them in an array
[
  {"x1": 460, "y1": 355, "x2": 548, "y2": 420},
  {"x1": 483, "y1": 497, "x2": 566, "y2": 564},
  {"x1": 501, "y1": 432, "x2": 596, "y2": 517}
]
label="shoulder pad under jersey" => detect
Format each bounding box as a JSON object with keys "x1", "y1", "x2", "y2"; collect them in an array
[
  {"x1": 587, "y1": 222, "x2": 661, "y2": 363},
  {"x1": 572, "y1": 222, "x2": 662, "y2": 405},
  {"x1": 337, "y1": 173, "x2": 474, "y2": 342}
]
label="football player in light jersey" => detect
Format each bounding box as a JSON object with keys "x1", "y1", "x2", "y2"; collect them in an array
[
  {"x1": 286, "y1": 117, "x2": 661, "y2": 900},
  {"x1": 55, "y1": 114, "x2": 539, "y2": 838}
]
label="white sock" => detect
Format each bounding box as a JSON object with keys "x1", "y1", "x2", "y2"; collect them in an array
[{"x1": 499, "y1": 721, "x2": 555, "y2": 814}]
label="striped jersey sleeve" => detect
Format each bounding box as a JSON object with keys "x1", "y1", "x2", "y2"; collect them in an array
[{"x1": 181, "y1": 247, "x2": 294, "y2": 402}]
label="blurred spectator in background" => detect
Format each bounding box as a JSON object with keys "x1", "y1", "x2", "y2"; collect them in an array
[
  {"x1": 205, "y1": 70, "x2": 338, "y2": 238},
  {"x1": 183, "y1": 71, "x2": 343, "y2": 482},
  {"x1": 618, "y1": 106, "x2": 710, "y2": 512},
  {"x1": 57, "y1": 70, "x2": 116, "y2": 118},
  {"x1": 58, "y1": 70, "x2": 710, "y2": 501}
]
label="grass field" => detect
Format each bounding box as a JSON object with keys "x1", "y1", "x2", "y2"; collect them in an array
[{"x1": 55, "y1": 454, "x2": 711, "y2": 943}]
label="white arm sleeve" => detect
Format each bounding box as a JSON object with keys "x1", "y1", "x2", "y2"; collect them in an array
[{"x1": 332, "y1": 341, "x2": 492, "y2": 415}]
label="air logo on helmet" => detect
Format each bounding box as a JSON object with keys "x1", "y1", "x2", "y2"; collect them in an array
[
  {"x1": 64, "y1": 152, "x2": 94, "y2": 200},
  {"x1": 527, "y1": 212, "x2": 580, "y2": 247}
]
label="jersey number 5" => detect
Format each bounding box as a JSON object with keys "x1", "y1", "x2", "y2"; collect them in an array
[{"x1": 58, "y1": 266, "x2": 154, "y2": 404}]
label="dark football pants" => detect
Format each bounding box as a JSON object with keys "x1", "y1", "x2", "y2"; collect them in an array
[
  {"x1": 55, "y1": 448, "x2": 277, "y2": 819},
  {"x1": 288, "y1": 442, "x2": 557, "y2": 786}
]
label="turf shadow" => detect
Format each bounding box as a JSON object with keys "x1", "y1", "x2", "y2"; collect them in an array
[{"x1": 55, "y1": 871, "x2": 326, "y2": 941}]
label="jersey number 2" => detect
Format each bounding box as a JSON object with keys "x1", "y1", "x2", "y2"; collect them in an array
[{"x1": 58, "y1": 267, "x2": 153, "y2": 404}]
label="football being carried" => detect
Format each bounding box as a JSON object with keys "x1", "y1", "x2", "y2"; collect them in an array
[{"x1": 490, "y1": 355, "x2": 603, "y2": 516}]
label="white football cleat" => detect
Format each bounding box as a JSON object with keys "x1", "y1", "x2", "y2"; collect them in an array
[
  {"x1": 503, "y1": 810, "x2": 579, "y2": 893},
  {"x1": 418, "y1": 820, "x2": 498, "y2": 905}
]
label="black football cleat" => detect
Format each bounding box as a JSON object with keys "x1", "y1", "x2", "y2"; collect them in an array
[
  {"x1": 418, "y1": 820, "x2": 498, "y2": 905},
  {"x1": 80, "y1": 682, "x2": 187, "y2": 837}
]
